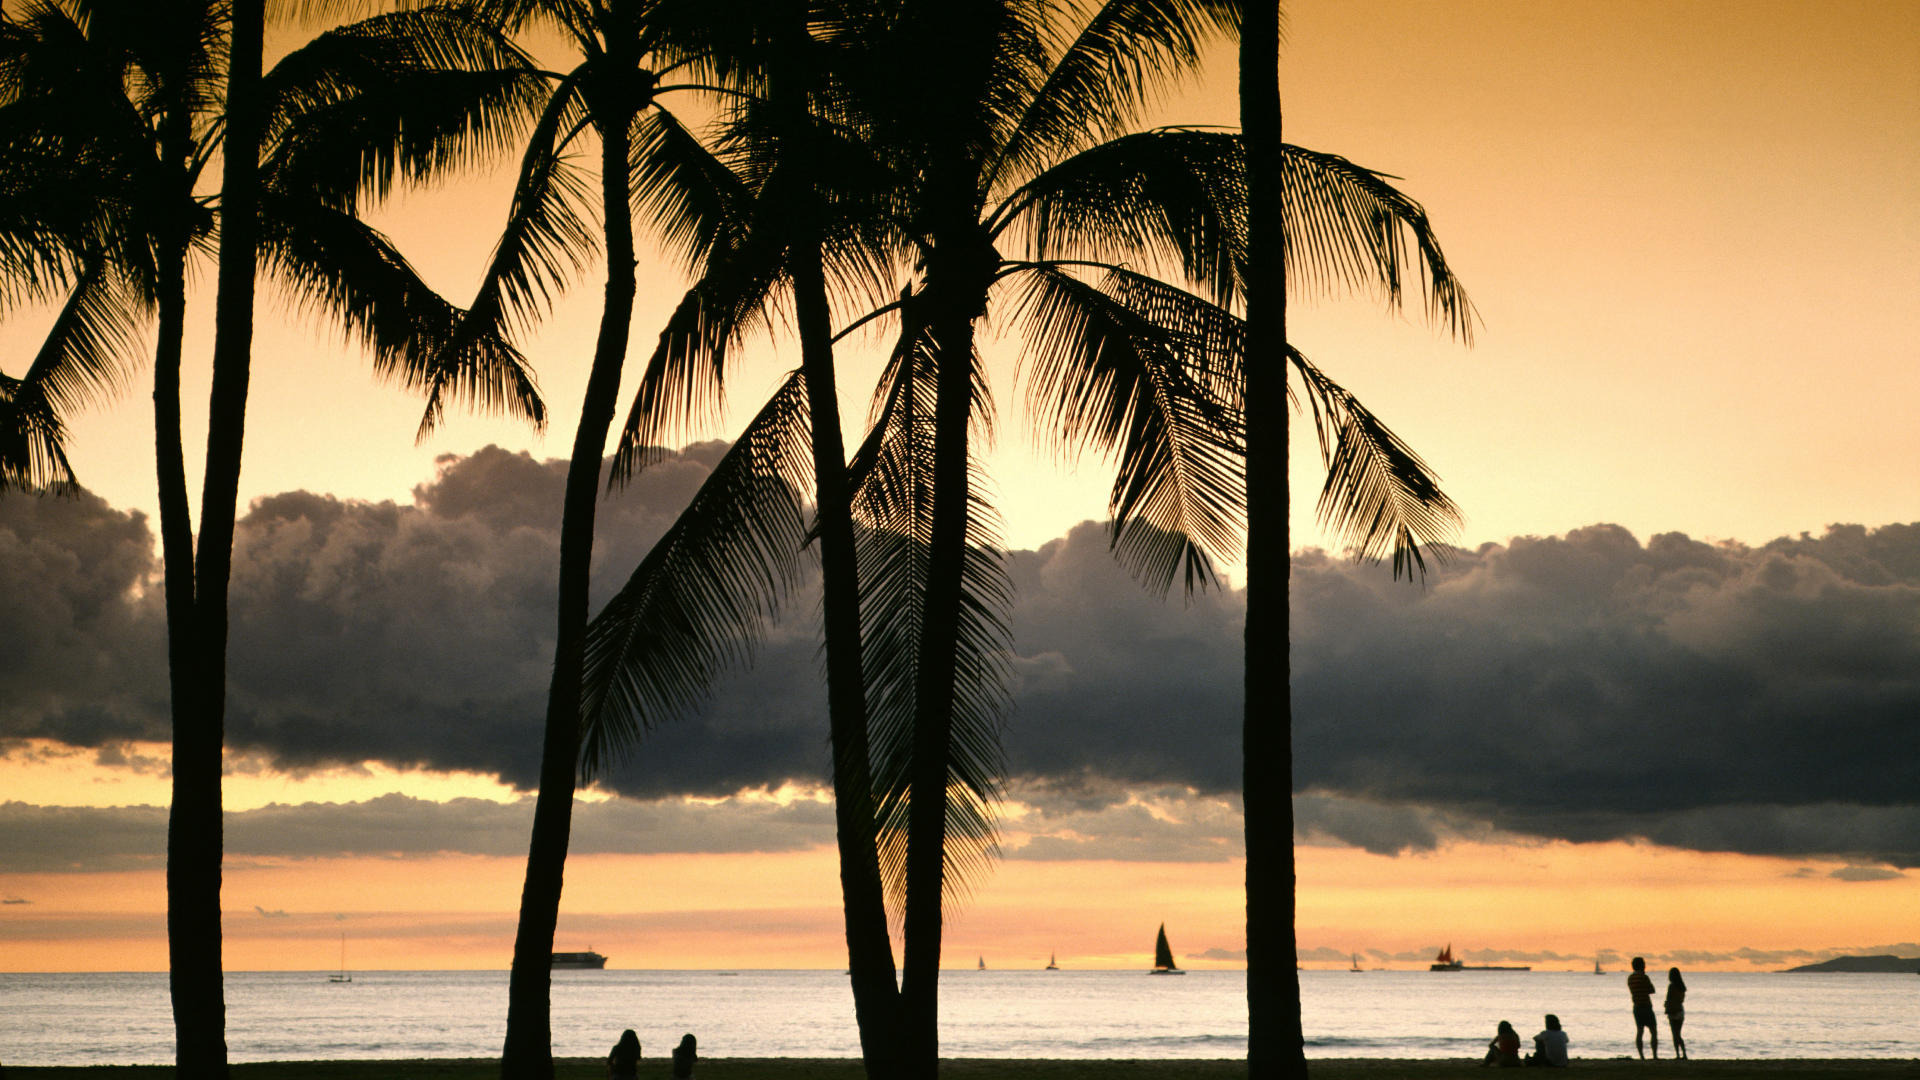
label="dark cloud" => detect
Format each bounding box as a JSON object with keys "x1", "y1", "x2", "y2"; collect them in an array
[
  {"x1": 6, "y1": 457, "x2": 1919, "y2": 867},
  {"x1": 0, "y1": 489, "x2": 168, "y2": 744},
  {"x1": 1291, "y1": 524, "x2": 1920, "y2": 867}
]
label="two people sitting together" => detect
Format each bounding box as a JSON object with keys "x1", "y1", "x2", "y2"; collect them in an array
[{"x1": 1483, "y1": 1014, "x2": 1568, "y2": 1068}]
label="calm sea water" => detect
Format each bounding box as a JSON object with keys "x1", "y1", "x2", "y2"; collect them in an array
[{"x1": 2, "y1": 969, "x2": 1916, "y2": 1066}]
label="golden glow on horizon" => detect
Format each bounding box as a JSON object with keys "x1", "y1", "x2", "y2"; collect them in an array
[
  {"x1": 0, "y1": 739, "x2": 526, "y2": 811},
  {"x1": 7, "y1": 835, "x2": 1914, "y2": 974}
]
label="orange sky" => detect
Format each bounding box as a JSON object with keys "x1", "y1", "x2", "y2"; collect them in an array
[
  {"x1": 5, "y1": 743, "x2": 1917, "y2": 972},
  {"x1": 5, "y1": 1, "x2": 1920, "y2": 976}
]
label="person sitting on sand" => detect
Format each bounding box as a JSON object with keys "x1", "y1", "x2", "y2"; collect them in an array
[
  {"x1": 1665, "y1": 967, "x2": 1688, "y2": 1060},
  {"x1": 1482, "y1": 1020, "x2": 1523, "y2": 1067},
  {"x1": 1527, "y1": 1014, "x2": 1570, "y2": 1067},
  {"x1": 609, "y1": 1029, "x2": 641, "y2": 1079},
  {"x1": 672, "y1": 1033, "x2": 698, "y2": 1079},
  {"x1": 1627, "y1": 956, "x2": 1659, "y2": 1059}
]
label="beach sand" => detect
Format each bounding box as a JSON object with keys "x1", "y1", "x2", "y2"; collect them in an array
[{"x1": 6, "y1": 1059, "x2": 1918, "y2": 1079}]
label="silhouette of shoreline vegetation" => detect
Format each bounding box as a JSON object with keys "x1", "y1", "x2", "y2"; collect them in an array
[{"x1": 2, "y1": 2, "x2": 1473, "y2": 1078}]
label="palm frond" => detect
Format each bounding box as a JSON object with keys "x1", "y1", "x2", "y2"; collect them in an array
[
  {"x1": 437, "y1": 66, "x2": 597, "y2": 352},
  {"x1": 1290, "y1": 346, "x2": 1461, "y2": 579},
  {"x1": 255, "y1": 188, "x2": 545, "y2": 434},
  {"x1": 1001, "y1": 126, "x2": 1242, "y2": 306},
  {"x1": 991, "y1": 0, "x2": 1235, "y2": 188},
  {"x1": 0, "y1": 368, "x2": 74, "y2": 492},
  {"x1": 259, "y1": 5, "x2": 546, "y2": 213},
  {"x1": 577, "y1": 369, "x2": 816, "y2": 779},
  {"x1": 608, "y1": 247, "x2": 782, "y2": 487},
  {"x1": 1008, "y1": 262, "x2": 1242, "y2": 594},
  {"x1": 629, "y1": 103, "x2": 754, "y2": 274},
  {"x1": 19, "y1": 256, "x2": 148, "y2": 415},
  {"x1": 851, "y1": 310, "x2": 1010, "y2": 913},
  {"x1": 1283, "y1": 142, "x2": 1476, "y2": 342}
]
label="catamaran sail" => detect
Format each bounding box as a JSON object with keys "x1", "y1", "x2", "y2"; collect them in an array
[
  {"x1": 1045, "y1": 951, "x2": 1059, "y2": 971},
  {"x1": 329, "y1": 933, "x2": 352, "y2": 984},
  {"x1": 1149, "y1": 923, "x2": 1184, "y2": 974}
]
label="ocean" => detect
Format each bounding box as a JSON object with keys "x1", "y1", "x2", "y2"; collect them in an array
[{"x1": 2, "y1": 969, "x2": 1917, "y2": 1066}]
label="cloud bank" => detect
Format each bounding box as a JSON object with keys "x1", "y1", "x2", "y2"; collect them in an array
[{"x1": 4, "y1": 448, "x2": 1917, "y2": 866}]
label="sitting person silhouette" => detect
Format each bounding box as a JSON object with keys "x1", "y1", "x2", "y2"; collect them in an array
[
  {"x1": 608, "y1": 1029, "x2": 641, "y2": 1079},
  {"x1": 1527, "y1": 1014, "x2": 1570, "y2": 1067},
  {"x1": 1482, "y1": 1020, "x2": 1523, "y2": 1067},
  {"x1": 672, "y1": 1033, "x2": 698, "y2": 1079}
]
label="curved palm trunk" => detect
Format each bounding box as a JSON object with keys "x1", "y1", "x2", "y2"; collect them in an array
[
  {"x1": 793, "y1": 237, "x2": 904, "y2": 1076},
  {"x1": 168, "y1": 0, "x2": 265, "y2": 1070},
  {"x1": 501, "y1": 98, "x2": 638, "y2": 1080},
  {"x1": 1241, "y1": 5, "x2": 1302, "y2": 1079}
]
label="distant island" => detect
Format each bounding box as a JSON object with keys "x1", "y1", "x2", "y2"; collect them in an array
[{"x1": 1782, "y1": 955, "x2": 1920, "y2": 973}]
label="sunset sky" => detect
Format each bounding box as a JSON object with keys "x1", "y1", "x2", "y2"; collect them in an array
[{"x1": 4, "y1": 0, "x2": 1919, "y2": 976}]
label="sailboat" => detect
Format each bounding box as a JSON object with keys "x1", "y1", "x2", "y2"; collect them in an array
[
  {"x1": 1148, "y1": 923, "x2": 1184, "y2": 975},
  {"x1": 1045, "y1": 951, "x2": 1060, "y2": 971},
  {"x1": 1350, "y1": 952, "x2": 1365, "y2": 973},
  {"x1": 329, "y1": 933, "x2": 352, "y2": 984},
  {"x1": 977, "y1": 955, "x2": 986, "y2": 971},
  {"x1": 1594, "y1": 958, "x2": 1605, "y2": 975}
]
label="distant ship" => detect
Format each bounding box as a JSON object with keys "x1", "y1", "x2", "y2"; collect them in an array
[
  {"x1": 1594, "y1": 958, "x2": 1605, "y2": 975},
  {"x1": 1045, "y1": 951, "x2": 1059, "y2": 971},
  {"x1": 552, "y1": 951, "x2": 608, "y2": 969},
  {"x1": 1430, "y1": 944, "x2": 1529, "y2": 972},
  {"x1": 1148, "y1": 923, "x2": 1185, "y2": 975},
  {"x1": 978, "y1": 955, "x2": 986, "y2": 971},
  {"x1": 1350, "y1": 952, "x2": 1365, "y2": 973}
]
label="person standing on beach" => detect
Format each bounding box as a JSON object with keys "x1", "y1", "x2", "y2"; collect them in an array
[
  {"x1": 1665, "y1": 967, "x2": 1688, "y2": 1059},
  {"x1": 1627, "y1": 957, "x2": 1660, "y2": 1059}
]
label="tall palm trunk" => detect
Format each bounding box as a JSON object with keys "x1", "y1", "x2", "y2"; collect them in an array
[
  {"x1": 898, "y1": 215, "x2": 990, "y2": 1075},
  {"x1": 1241, "y1": 5, "x2": 1301, "y2": 1079},
  {"x1": 767, "y1": 14, "x2": 902, "y2": 1069},
  {"x1": 793, "y1": 234, "x2": 903, "y2": 1075},
  {"x1": 168, "y1": 0, "x2": 265, "y2": 1069},
  {"x1": 501, "y1": 83, "x2": 639, "y2": 1080}
]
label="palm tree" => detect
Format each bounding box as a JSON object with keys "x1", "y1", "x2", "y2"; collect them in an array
[
  {"x1": 431, "y1": 2, "x2": 779, "y2": 1074},
  {"x1": 2, "y1": 2, "x2": 543, "y2": 1069},
  {"x1": 1236, "y1": 9, "x2": 1473, "y2": 1076}
]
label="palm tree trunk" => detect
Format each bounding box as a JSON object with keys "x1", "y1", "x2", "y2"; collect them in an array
[
  {"x1": 793, "y1": 238, "x2": 904, "y2": 1075},
  {"x1": 898, "y1": 248, "x2": 984, "y2": 1078},
  {"x1": 767, "y1": 11, "x2": 903, "y2": 1071},
  {"x1": 500, "y1": 95, "x2": 638, "y2": 1080},
  {"x1": 169, "y1": 0, "x2": 266, "y2": 1068},
  {"x1": 1241, "y1": 4, "x2": 1303, "y2": 1079}
]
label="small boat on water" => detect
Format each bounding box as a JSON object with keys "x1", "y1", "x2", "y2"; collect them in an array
[
  {"x1": 329, "y1": 933, "x2": 352, "y2": 984},
  {"x1": 551, "y1": 950, "x2": 608, "y2": 969},
  {"x1": 978, "y1": 955, "x2": 986, "y2": 971},
  {"x1": 1148, "y1": 923, "x2": 1184, "y2": 975},
  {"x1": 1045, "y1": 951, "x2": 1060, "y2": 971},
  {"x1": 1594, "y1": 958, "x2": 1605, "y2": 975},
  {"x1": 1350, "y1": 952, "x2": 1365, "y2": 973}
]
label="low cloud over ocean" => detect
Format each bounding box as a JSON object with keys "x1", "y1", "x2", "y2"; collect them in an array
[{"x1": 4, "y1": 444, "x2": 1916, "y2": 869}]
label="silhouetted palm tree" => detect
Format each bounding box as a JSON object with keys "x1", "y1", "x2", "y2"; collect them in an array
[
  {"x1": 578, "y1": 3, "x2": 909, "y2": 1068},
  {"x1": 1, "y1": 2, "x2": 543, "y2": 1070},
  {"x1": 431, "y1": 1, "x2": 779, "y2": 1075},
  {"x1": 1237, "y1": 9, "x2": 1473, "y2": 1077}
]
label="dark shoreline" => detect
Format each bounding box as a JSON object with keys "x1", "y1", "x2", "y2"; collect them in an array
[{"x1": 9, "y1": 1059, "x2": 1920, "y2": 1079}]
